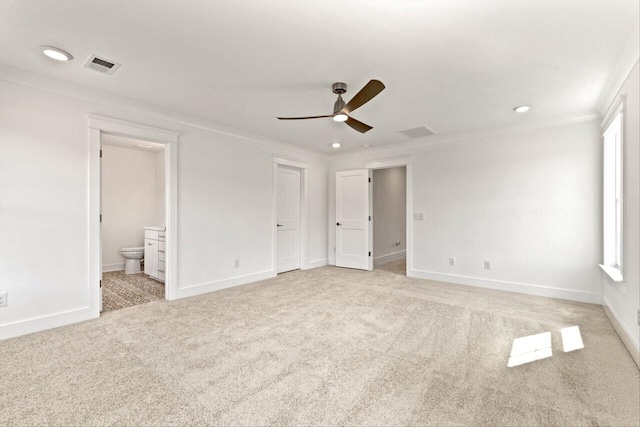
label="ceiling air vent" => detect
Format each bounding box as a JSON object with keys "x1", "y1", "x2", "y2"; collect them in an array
[
  {"x1": 398, "y1": 125, "x2": 437, "y2": 139},
  {"x1": 83, "y1": 54, "x2": 120, "y2": 75}
]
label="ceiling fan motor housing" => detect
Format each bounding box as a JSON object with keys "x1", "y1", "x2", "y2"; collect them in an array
[{"x1": 332, "y1": 82, "x2": 347, "y2": 94}]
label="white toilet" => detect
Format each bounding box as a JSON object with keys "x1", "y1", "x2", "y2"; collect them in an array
[{"x1": 120, "y1": 247, "x2": 144, "y2": 274}]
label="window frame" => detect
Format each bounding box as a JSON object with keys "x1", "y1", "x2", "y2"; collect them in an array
[{"x1": 599, "y1": 97, "x2": 625, "y2": 282}]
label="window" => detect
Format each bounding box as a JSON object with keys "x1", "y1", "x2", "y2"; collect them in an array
[{"x1": 600, "y1": 102, "x2": 624, "y2": 282}]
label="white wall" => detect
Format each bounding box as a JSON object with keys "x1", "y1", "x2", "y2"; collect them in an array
[
  {"x1": 602, "y1": 61, "x2": 640, "y2": 355},
  {"x1": 0, "y1": 77, "x2": 327, "y2": 339},
  {"x1": 329, "y1": 120, "x2": 603, "y2": 303},
  {"x1": 101, "y1": 145, "x2": 164, "y2": 271},
  {"x1": 373, "y1": 167, "x2": 406, "y2": 264}
]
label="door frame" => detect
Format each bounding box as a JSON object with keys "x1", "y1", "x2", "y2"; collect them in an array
[
  {"x1": 272, "y1": 157, "x2": 308, "y2": 273},
  {"x1": 88, "y1": 114, "x2": 179, "y2": 318},
  {"x1": 365, "y1": 156, "x2": 413, "y2": 276}
]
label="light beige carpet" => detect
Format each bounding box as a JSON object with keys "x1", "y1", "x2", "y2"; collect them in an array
[{"x1": 1, "y1": 261, "x2": 638, "y2": 426}]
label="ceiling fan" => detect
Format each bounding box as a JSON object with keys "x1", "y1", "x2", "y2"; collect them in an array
[{"x1": 277, "y1": 80, "x2": 385, "y2": 133}]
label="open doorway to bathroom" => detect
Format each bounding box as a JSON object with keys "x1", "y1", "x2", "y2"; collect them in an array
[
  {"x1": 372, "y1": 166, "x2": 407, "y2": 276},
  {"x1": 100, "y1": 134, "x2": 166, "y2": 312}
]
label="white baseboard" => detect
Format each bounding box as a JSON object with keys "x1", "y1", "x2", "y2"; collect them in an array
[
  {"x1": 303, "y1": 258, "x2": 328, "y2": 270},
  {"x1": 102, "y1": 262, "x2": 125, "y2": 272},
  {"x1": 176, "y1": 270, "x2": 276, "y2": 299},
  {"x1": 602, "y1": 296, "x2": 640, "y2": 369},
  {"x1": 374, "y1": 250, "x2": 406, "y2": 267},
  {"x1": 0, "y1": 306, "x2": 94, "y2": 341},
  {"x1": 408, "y1": 269, "x2": 602, "y2": 304}
]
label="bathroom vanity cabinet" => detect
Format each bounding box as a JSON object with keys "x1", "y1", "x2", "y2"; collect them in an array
[{"x1": 144, "y1": 226, "x2": 165, "y2": 282}]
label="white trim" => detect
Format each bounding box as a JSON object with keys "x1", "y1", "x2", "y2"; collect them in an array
[
  {"x1": 89, "y1": 115, "x2": 179, "y2": 318},
  {"x1": 600, "y1": 95, "x2": 626, "y2": 130},
  {"x1": 365, "y1": 156, "x2": 414, "y2": 169},
  {"x1": 272, "y1": 158, "x2": 309, "y2": 274},
  {"x1": 374, "y1": 250, "x2": 406, "y2": 267},
  {"x1": 365, "y1": 158, "x2": 413, "y2": 276},
  {"x1": 330, "y1": 112, "x2": 601, "y2": 160},
  {"x1": 176, "y1": 270, "x2": 275, "y2": 299},
  {"x1": 0, "y1": 307, "x2": 91, "y2": 340},
  {"x1": 601, "y1": 101, "x2": 625, "y2": 281},
  {"x1": 102, "y1": 263, "x2": 125, "y2": 272},
  {"x1": 599, "y1": 264, "x2": 624, "y2": 282},
  {"x1": 408, "y1": 269, "x2": 602, "y2": 305},
  {"x1": 303, "y1": 258, "x2": 328, "y2": 270},
  {"x1": 1, "y1": 66, "x2": 326, "y2": 158},
  {"x1": 273, "y1": 157, "x2": 309, "y2": 169},
  {"x1": 88, "y1": 114, "x2": 179, "y2": 142},
  {"x1": 602, "y1": 296, "x2": 640, "y2": 369}
]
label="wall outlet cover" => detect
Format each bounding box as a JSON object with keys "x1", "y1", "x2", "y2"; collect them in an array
[{"x1": 0, "y1": 292, "x2": 7, "y2": 307}]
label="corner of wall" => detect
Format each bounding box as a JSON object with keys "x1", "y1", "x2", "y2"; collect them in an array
[{"x1": 602, "y1": 297, "x2": 640, "y2": 369}]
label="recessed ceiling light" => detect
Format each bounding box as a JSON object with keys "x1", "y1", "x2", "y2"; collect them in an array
[
  {"x1": 332, "y1": 142, "x2": 341, "y2": 148},
  {"x1": 362, "y1": 144, "x2": 370, "y2": 148},
  {"x1": 40, "y1": 45, "x2": 73, "y2": 61},
  {"x1": 333, "y1": 113, "x2": 348, "y2": 122},
  {"x1": 513, "y1": 105, "x2": 530, "y2": 113}
]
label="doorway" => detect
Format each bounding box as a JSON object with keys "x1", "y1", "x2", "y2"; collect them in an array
[
  {"x1": 88, "y1": 115, "x2": 178, "y2": 318},
  {"x1": 100, "y1": 135, "x2": 166, "y2": 312},
  {"x1": 273, "y1": 158, "x2": 309, "y2": 274},
  {"x1": 276, "y1": 165, "x2": 301, "y2": 273},
  {"x1": 334, "y1": 157, "x2": 413, "y2": 275},
  {"x1": 372, "y1": 166, "x2": 407, "y2": 275}
]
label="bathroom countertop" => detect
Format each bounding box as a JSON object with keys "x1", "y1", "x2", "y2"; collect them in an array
[{"x1": 144, "y1": 226, "x2": 166, "y2": 231}]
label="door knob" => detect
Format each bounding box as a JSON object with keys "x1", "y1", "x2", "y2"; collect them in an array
[
  {"x1": 277, "y1": 224, "x2": 283, "y2": 227},
  {"x1": 336, "y1": 222, "x2": 342, "y2": 226}
]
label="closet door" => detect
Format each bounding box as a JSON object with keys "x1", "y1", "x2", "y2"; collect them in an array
[{"x1": 277, "y1": 166, "x2": 301, "y2": 273}]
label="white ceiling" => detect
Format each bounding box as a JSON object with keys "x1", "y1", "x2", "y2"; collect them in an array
[{"x1": 1, "y1": 0, "x2": 638, "y2": 153}]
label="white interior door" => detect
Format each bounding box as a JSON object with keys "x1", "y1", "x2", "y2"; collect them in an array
[
  {"x1": 336, "y1": 169, "x2": 372, "y2": 270},
  {"x1": 277, "y1": 166, "x2": 301, "y2": 273}
]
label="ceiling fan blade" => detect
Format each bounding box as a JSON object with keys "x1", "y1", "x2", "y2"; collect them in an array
[
  {"x1": 342, "y1": 80, "x2": 385, "y2": 114},
  {"x1": 345, "y1": 116, "x2": 373, "y2": 133},
  {"x1": 277, "y1": 115, "x2": 333, "y2": 120}
]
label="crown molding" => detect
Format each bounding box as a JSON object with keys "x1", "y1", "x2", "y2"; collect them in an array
[
  {"x1": 0, "y1": 65, "x2": 327, "y2": 159},
  {"x1": 597, "y1": 22, "x2": 640, "y2": 114},
  {"x1": 329, "y1": 111, "x2": 601, "y2": 160}
]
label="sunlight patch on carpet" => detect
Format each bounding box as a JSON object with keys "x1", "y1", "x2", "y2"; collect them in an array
[
  {"x1": 561, "y1": 325, "x2": 585, "y2": 353},
  {"x1": 508, "y1": 332, "x2": 552, "y2": 367}
]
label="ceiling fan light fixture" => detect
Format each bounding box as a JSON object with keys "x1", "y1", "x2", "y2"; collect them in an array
[
  {"x1": 513, "y1": 105, "x2": 530, "y2": 113},
  {"x1": 41, "y1": 45, "x2": 73, "y2": 61},
  {"x1": 333, "y1": 113, "x2": 348, "y2": 122}
]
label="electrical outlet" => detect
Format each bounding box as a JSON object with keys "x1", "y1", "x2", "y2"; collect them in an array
[
  {"x1": 234, "y1": 259, "x2": 240, "y2": 268},
  {"x1": 0, "y1": 292, "x2": 7, "y2": 307},
  {"x1": 413, "y1": 212, "x2": 424, "y2": 221},
  {"x1": 449, "y1": 257, "x2": 456, "y2": 266},
  {"x1": 484, "y1": 261, "x2": 492, "y2": 270}
]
